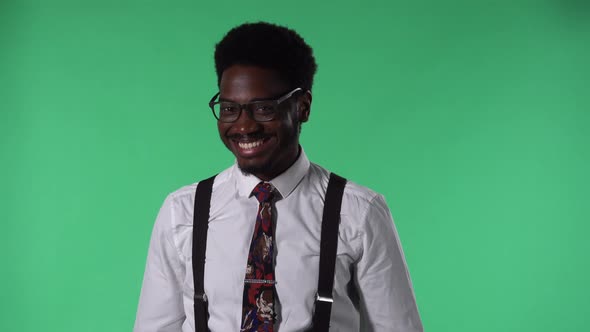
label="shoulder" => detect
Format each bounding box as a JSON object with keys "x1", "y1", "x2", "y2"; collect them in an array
[
  {"x1": 167, "y1": 165, "x2": 233, "y2": 200},
  {"x1": 308, "y1": 162, "x2": 385, "y2": 216},
  {"x1": 161, "y1": 165, "x2": 235, "y2": 219},
  {"x1": 308, "y1": 163, "x2": 394, "y2": 248},
  {"x1": 152, "y1": 165, "x2": 235, "y2": 259}
]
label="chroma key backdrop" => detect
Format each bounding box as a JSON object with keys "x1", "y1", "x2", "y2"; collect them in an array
[{"x1": 1, "y1": 0, "x2": 589, "y2": 331}]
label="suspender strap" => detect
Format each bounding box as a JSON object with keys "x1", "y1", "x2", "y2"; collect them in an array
[
  {"x1": 192, "y1": 175, "x2": 216, "y2": 332},
  {"x1": 312, "y1": 172, "x2": 347, "y2": 332}
]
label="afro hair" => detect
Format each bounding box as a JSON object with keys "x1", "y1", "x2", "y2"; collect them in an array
[{"x1": 214, "y1": 22, "x2": 317, "y2": 92}]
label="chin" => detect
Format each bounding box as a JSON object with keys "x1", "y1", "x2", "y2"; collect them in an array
[{"x1": 237, "y1": 162, "x2": 272, "y2": 177}]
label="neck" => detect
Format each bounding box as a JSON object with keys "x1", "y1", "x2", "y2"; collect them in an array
[{"x1": 251, "y1": 146, "x2": 301, "y2": 181}]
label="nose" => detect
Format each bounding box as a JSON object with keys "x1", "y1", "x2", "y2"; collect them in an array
[{"x1": 232, "y1": 107, "x2": 262, "y2": 134}]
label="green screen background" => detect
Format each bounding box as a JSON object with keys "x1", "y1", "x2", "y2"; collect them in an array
[{"x1": 2, "y1": 0, "x2": 589, "y2": 331}]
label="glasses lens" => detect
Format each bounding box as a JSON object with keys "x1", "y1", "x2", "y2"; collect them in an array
[
  {"x1": 211, "y1": 101, "x2": 279, "y2": 122},
  {"x1": 251, "y1": 102, "x2": 276, "y2": 122},
  {"x1": 214, "y1": 102, "x2": 240, "y2": 122}
]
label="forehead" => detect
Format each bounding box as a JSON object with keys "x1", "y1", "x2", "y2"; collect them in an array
[{"x1": 219, "y1": 65, "x2": 289, "y2": 102}]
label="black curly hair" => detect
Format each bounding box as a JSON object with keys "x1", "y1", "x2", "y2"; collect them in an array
[{"x1": 214, "y1": 22, "x2": 317, "y2": 92}]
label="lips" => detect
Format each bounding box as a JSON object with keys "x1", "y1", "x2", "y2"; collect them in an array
[{"x1": 230, "y1": 136, "x2": 274, "y2": 157}]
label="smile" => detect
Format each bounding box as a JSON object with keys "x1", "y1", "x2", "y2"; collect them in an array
[
  {"x1": 238, "y1": 140, "x2": 264, "y2": 149},
  {"x1": 231, "y1": 136, "x2": 274, "y2": 156}
]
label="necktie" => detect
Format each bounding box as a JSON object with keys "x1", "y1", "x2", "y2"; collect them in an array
[{"x1": 241, "y1": 182, "x2": 277, "y2": 332}]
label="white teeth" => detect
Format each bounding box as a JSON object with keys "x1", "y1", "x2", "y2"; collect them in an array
[{"x1": 238, "y1": 140, "x2": 263, "y2": 149}]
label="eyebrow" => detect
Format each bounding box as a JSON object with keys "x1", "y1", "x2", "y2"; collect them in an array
[{"x1": 218, "y1": 92, "x2": 285, "y2": 103}]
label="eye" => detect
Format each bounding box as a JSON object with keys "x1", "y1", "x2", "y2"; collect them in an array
[
  {"x1": 254, "y1": 104, "x2": 275, "y2": 115},
  {"x1": 219, "y1": 103, "x2": 239, "y2": 115}
]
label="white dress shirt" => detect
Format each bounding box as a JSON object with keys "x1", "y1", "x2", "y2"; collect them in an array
[{"x1": 134, "y1": 150, "x2": 422, "y2": 332}]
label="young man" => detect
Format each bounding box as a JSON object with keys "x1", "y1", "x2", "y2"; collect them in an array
[{"x1": 134, "y1": 22, "x2": 423, "y2": 332}]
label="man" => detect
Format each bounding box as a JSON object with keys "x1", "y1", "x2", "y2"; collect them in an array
[{"x1": 134, "y1": 22, "x2": 422, "y2": 332}]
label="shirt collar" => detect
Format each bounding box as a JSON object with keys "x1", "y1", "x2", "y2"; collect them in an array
[{"x1": 234, "y1": 148, "x2": 311, "y2": 199}]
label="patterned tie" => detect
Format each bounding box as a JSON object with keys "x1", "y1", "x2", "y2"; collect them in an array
[{"x1": 241, "y1": 182, "x2": 277, "y2": 332}]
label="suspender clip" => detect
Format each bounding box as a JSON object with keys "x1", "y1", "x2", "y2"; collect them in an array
[{"x1": 315, "y1": 293, "x2": 333, "y2": 303}]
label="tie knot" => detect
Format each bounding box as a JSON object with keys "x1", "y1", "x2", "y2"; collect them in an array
[{"x1": 252, "y1": 182, "x2": 275, "y2": 203}]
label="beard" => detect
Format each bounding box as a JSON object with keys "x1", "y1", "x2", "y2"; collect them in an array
[
  {"x1": 237, "y1": 146, "x2": 301, "y2": 178},
  {"x1": 238, "y1": 162, "x2": 273, "y2": 177},
  {"x1": 234, "y1": 122, "x2": 301, "y2": 178}
]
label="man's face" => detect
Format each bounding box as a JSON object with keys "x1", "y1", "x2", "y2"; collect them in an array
[{"x1": 217, "y1": 65, "x2": 310, "y2": 180}]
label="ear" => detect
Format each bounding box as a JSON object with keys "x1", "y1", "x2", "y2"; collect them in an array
[{"x1": 297, "y1": 90, "x2": 312, "y2": 122}]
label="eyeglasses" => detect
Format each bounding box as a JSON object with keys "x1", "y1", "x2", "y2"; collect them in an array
[{"x1": 209, "y1": 88, "x2": 302, "y2": 123}]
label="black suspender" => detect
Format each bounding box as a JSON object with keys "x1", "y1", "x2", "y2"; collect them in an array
[
  {"x1": 192, "y1": 175, "x2": 216, "y2": 332},
  {"x1": 312, "y1": 173, "x2": 346, "y2": 332},
  {"x1": 192, "y1": 173, "x2": 347, "y2": 332}
]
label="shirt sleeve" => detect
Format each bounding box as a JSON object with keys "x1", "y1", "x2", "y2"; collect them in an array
[
  {"x1": 354, "y1": 194, "x2": 423, "y2": 332},
  {"x1": 134, "y1": 194, "x2": 186, "y2": 332}
]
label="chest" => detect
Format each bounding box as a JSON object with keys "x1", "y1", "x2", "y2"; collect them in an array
[{"x1": 181, "y1": 193, "x2": 360, "y2": 303}]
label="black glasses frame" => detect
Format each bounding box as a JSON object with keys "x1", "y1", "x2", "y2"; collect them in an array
[{"x1": 208, "y1": 87, "x2": 303, "y2": 123}]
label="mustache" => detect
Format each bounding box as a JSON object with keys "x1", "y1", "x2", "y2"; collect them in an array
[{"x1": 226, "y1": 133, "x2": 268, "y2": 141}]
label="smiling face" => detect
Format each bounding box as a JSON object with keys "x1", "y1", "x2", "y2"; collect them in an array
[{"x1": 217, "y1": 65, "x2": 310, "y2": 180}]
